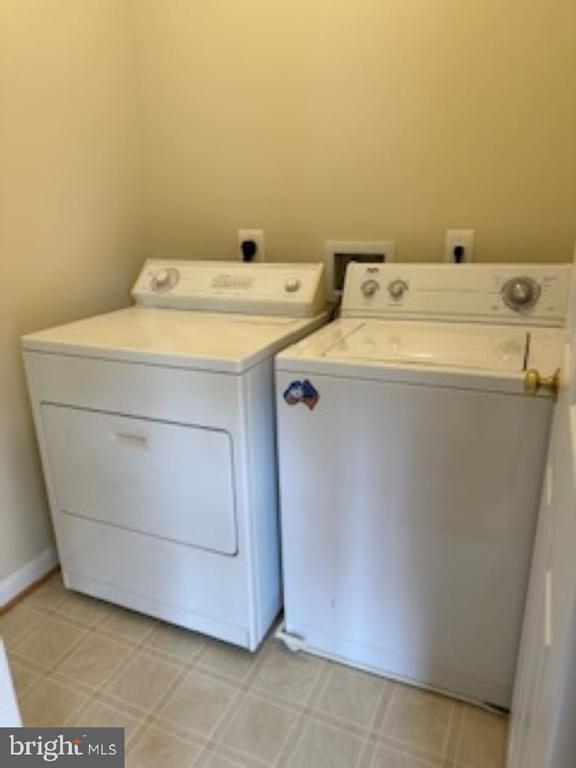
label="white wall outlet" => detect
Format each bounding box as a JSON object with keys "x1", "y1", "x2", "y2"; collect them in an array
[
  {"x1": 238, "y1": 229, "x2": 265, "y2": 262},
  {"x1": 325, "y1": 240, "x2": 396, "y2": 298},
  {"x1": 445, "y1": 229, "x2": 475, "y2": 263}
]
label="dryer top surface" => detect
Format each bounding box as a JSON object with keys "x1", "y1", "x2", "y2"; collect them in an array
[{"x1": 23, "y1": 307, "x2": 326, "y2": 373}]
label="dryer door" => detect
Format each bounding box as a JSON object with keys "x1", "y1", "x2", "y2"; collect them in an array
[{"x1": 42, "y1": 405, "x2": 237, "y2": 555}]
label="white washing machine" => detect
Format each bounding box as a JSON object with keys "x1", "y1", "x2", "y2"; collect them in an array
[
  {"x1": 23, "y1": 260, "x2": 326, "y2": 650},
  {"x1": 276, "y1": 262, "x2": 570, "y2": 706}
]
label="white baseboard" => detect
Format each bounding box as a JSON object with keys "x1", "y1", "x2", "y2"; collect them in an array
[{"x1": 0, "y1": 548, "x2": 59, "y2": 609}]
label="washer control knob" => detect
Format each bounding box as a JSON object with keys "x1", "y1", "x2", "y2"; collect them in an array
[
  {"x1": 284, "y1": 277, "x2": 301, "y2": 293},
  {"x1": 361, "y1": 279, "x2": 380, "y2": 298},
  {"x1": 502, "y1": 277, "x2": 540, "y2": 311},
  {"x1": 388, "y1": 279, "x2": 408, "y2": 300},
  {"x1": 152, "y1": 267, "x2": 180, "y2": 293}
]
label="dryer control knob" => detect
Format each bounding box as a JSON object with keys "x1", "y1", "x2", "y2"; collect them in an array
[
  {"x1": 361, "y1": 279, "x2": 380, "y2": 298},
  {"x1": 388, "y1": 279, "x2": 408, "y2": 300},
  {"x1": 284, "y1": 277, "x2": 301, "y2": 293},
  {"x1": 502, "y1": 277, "x2": 540, "y2": 311},
  {"x1": 152, "y1": 267, "x2": 180, "y2": 293}
]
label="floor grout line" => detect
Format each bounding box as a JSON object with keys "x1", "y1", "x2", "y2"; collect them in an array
[
  {"x1": 357, "y1": 678, "x2": 395, "y2": 768},
  {"x1": 270, "y1": 649, "x2": 328, "y2": 768}
]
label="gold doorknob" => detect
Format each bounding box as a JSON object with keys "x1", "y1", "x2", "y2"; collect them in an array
[{"x1": 524, "y1": 368, "x2": 560, "y2": 397}]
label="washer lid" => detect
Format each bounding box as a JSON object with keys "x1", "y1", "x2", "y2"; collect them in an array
[{"x1": 322, "y1": 322, "x2": 528, "y2": 372}]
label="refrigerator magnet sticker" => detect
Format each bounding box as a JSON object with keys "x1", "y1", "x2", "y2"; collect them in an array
[{"x1": 283, "y1": 380, "x2": 320, "y2": 410}]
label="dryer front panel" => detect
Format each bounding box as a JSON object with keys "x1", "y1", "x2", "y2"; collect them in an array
[{"x1": 42, "y1": 404, "x2": 237, "y2": 555}]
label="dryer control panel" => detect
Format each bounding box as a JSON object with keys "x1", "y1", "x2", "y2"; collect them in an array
[
  {"x1": 132, "y1": 260, "x2": 326, "y2": 317},
  {"x1": 342, "y1": 263, "x2": 571, "y2": 326}
]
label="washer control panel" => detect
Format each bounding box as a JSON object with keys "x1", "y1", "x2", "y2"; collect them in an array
[
  {"x1": 132, "y1": 260, "x2": 326, "y2": 317},
  {"x1": 342, "y1": 263, "x2": 570, "y2": 326}
]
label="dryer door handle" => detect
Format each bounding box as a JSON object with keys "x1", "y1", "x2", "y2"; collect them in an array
[{"x1": 114, "y1": 431, "x2": 148, "y2": 448}]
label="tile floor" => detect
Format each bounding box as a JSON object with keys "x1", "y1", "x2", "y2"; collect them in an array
[{"x1": 0, "y1": 573, "x2": 507, "y2": 768}]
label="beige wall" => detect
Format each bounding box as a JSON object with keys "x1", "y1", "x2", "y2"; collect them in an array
[
  {"x1": 134, "y1": 0, "x2": 576, "y2": 264},
  {"x1": 0, "y1": 0, "x2": 143, "y2": 586},
  {"x1": 1, "y1": 0, "x2": 575, "y2": 593}
]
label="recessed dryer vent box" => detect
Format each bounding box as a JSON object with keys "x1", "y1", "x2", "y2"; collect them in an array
[{"x1": 325, "y1": 240, "x2": 396, "y2": 299}]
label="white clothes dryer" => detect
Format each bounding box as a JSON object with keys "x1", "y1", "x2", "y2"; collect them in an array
[
  {"x1": 276, "y1": 262, "x2": 570, "y2": 706},
  {"x1": 23, "y1": 260, "x2": 326, "y2": 650}
]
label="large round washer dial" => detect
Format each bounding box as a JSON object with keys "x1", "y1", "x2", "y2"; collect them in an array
[
  {"x1": 152, "y1": 267, "x2": 181, "y2": 293},
  {"x1": 501, "y1": 276, "x2": 541, "y2": 311}
]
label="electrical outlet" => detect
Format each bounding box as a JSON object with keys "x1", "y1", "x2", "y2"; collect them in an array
[
  {"x1": 445, "y1": 230, "x2": 475, "y2": 263},
  {"x1": 238, "y1": 229, "x2": 265, "y2": 262}
]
